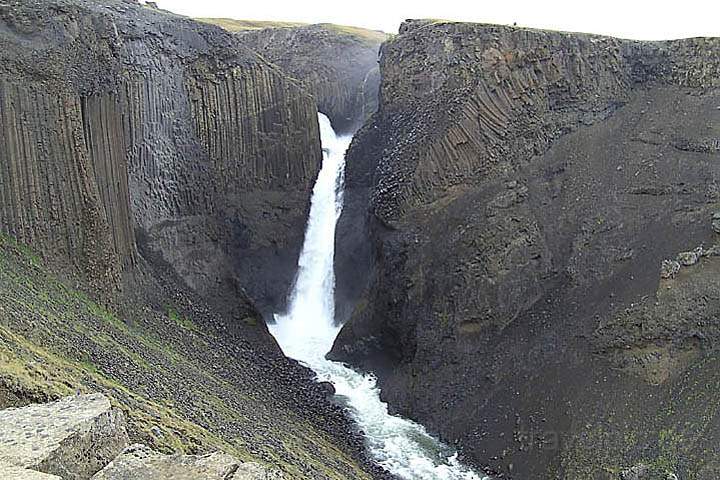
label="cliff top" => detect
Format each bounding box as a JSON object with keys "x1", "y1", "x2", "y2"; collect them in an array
[
  {"x1": 398, "y1": 18, "x2": 720, "y2": 42},
  {"x1": 0, "y1": 0, "x2": 271, "y2": 90},
  {"x1": 196, "y1": 18, "x2": 307, "y2": 31},
  {"x1": 197, "y1": 18, "x2": 389, "y2": 46}
]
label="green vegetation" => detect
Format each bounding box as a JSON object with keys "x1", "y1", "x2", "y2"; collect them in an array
[
  {"x1": 555, "y1": 351, "x2": 720, "y2": 479},
  {"x1": 166, "y1": 307, "x2": 197, "y2": 331},
  {"x1": 316, "y1": 23, "x2": 389, "y2": 45},
  {"x1": 196, "y1": 18, "x2": 388, "y2": 46},
  {"x1": 648, "y1": 429, "x2": 683, "y2": 474},
  {"x1": 195, "y1": 18, "x2": 307, "y2": 32},
  {"x1": 0, "y1": 235, "x2": 371, "y2": 479}
]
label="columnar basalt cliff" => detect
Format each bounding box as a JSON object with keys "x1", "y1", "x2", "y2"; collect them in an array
[
  {"x1": 0, "y1": 1, "x2": 383, "y2": 478},
  {"x1": 333, "y1": 20, "x2": 720, "y2": 479},
  {"x1": 0, "y1": 0, "x2": 321, "y2": 320},
  {"x1": 203, "y1": 19, "x2": 387, "y2": 319},
  {"x1": 229, "y1": 22, "x2": 387, "y2": 133}
]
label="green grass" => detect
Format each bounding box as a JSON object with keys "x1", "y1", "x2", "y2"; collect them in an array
[
  {"x1": 196, "y1": 18, "x2": 388, "y2": 45},
  {"x1": 167, "y1": 307, "x2": 197, "y2": 331},
  {"x1": 0, "y1": 232, "x2": 41, "y2": 266},
  {"x1": 0, "y1": 234, "x2": 372, "y2": 479},
  {"x1": 316, "y1": 23, "x2": 389, "y2": 44},
  {"x1": 195, "y1": 18, "x2": 307, "y2": 32}
]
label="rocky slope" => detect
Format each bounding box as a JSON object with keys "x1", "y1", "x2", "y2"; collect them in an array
[
  {"x1": 92, "y1": 443, "x2": 283, "y2": 480},
  {"x1": 0, "y1": 1, "x2": 383, "y2": 478},
  {"x1": 332, "y1": 19, "x2": 720, "y2": 479},
  {"x1": 210, "y1": 20, "x2": 387, "y2": 133},
  {"x1": 0, "y1": 233, "x2": 385, "y2": 479}
]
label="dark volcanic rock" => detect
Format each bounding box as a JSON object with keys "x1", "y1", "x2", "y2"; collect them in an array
[
  {"x1": 0, "y1": 0, "x2": 320, "y2": 323},
  {"x1": 233, "y1": 23, "x2": 387, "y2": 134},
  {"x1": 333, "y1": 19, "x2": 720, "y2": 479},
  {"x1": 200, "y1": 19, "x2": 387, "y2": 321}
]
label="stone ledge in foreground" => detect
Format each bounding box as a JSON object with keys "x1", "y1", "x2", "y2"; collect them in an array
[
  {"x1": 91, "y1": 443, "x2": 284, "y2": 480},
  {"x1": 0, "y1": 393, "x2": 130, "y2": 480}
]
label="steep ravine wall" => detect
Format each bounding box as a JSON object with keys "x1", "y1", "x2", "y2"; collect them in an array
[
  {"x1": 0, "y1": 0, "x2": 321, "y2": 320},
  {"x1": 333, "y1": 20, "x2": 720, "y2": 479},
  {"x1": 234, "y1": 23, "x2": 386, "y2": 134},
  {"x1": 0, "y1": 81, "x2": 124, "y2": 292},
  {"x1": 211, "y1": 20, "x2": 388, "y2": 321}
]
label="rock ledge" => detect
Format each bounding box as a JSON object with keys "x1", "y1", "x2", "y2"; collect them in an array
[{"x1": 0, "y1": 394, "x2": 129, "y2": 480}]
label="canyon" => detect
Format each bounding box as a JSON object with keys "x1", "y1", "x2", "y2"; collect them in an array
[{"x1": 1, "y1": 1, "x2": 719, "y2": 479}]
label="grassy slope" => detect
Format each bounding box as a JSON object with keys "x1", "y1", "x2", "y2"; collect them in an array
[
  {"x1": 0, "y1": 234, "x2": 370, "y2": 480},
  {"x1": 196, "y1": 18, "x2": 389, "y2": 45},
  {"x1": 195, "y1": 18, "x2": 308, "y2": 31}
]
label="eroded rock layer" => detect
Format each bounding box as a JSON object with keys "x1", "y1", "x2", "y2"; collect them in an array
[
  {"x1": 0, "y1": 394, "x2": 129, "y2": 479},
  {"x1": 234, "y1": 23, "x2": 386, "y2": 133},
  {"x1": 0, "y1": 0, "x2": 321, "y2": 319},
  {"x1": 92, "y1": 443, "x2": 282, "y2": 480},
  {"x1": 333, "y1": 20, "x2": 720, "y2": 479}
]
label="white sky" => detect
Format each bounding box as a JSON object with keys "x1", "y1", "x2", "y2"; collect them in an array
[{"x1": 152, "y1": 0, "x2": 719, "y2": 40}]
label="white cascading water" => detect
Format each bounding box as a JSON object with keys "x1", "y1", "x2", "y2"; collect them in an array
[{"x1": 270, "y1": 113, "x2": 486, "y2": 480}]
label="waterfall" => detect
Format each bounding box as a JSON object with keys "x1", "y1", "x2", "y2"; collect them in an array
[{"x1": 270, "y1": 113, "x2": 486, "y2": 480}]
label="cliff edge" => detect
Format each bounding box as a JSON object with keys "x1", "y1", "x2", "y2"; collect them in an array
[{"x1": 215, "y1": 20, "x2": 387, "y2": 134}]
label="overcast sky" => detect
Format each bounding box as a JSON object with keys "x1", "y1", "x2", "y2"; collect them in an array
[{"x1": 152, "y1": 0, "x2": 718, "y2": 40}]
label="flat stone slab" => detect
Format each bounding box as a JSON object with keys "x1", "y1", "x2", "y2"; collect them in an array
[
  {"x1": 0, "y1": 393, "x2": 129, "y2": 480},
  {"x1": 92, "y1": 444, "x2": 283, "y2": 479},
  {"x1": 0, "y1": 461, "x2": 63, "y2": 480}
]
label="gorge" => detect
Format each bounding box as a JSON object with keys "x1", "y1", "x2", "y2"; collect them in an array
[
  {"x1": 1, "y1": 1, "x2": 719, "y2": 479},
  {"x1": 270, "y1": 113, "x2": 484, "y2": 479}
]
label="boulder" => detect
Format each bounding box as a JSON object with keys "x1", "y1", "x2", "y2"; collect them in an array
[
  {"x1": 712, "y1": 212, "x2": 720, "y2": 233},
  {"x1": 234, "y1": 463, "x2": 285, "y2": 479},
  {"x1": 677, "y1": 249, "x2": 701, "y2": 266},
  {"x1": 620, "y1": 463, "x2": 650, "y2": 480},
  {"x1": 0, "y1": 394, "x2": 130, "y2": 480},
  {"x1": 701, "y1": 244, "x2": 720, "y2": 257},
  {"x1": 660, "y1": 259, "x2": 681, "y2": 279},
  {"x1": 0, "y1": 462, "x2": 63, "y2": 480},
  {"x1": 619, "y1": 463, "x2": 679, "y2": 480},
  {"x1": 91, "y1": 444, "x2": 283, "y2": 480}
]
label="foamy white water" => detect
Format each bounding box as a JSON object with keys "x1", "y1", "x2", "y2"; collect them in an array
[{"x1": 270, "y1": 113, "x2": 486, "y2": 480}]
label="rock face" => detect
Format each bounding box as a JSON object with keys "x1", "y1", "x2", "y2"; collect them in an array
[
  {"x1": 333, "y1": 20, "x2": 720, "y2": 478},
  {"x1": 0, "y1": 0, "x2": 321, "y2": 319},
  {"x1": 0, "y1": 394, "x2": 129, "y2": 479},
  {"x1": 0, "y1": 396, "x2": 286, "y2": 480},
  {"x1": 234, "y1": 23, "x2": 387, "y2": 133},
  {"x1": 0, "y1": 462, "x2": 63, "y2": 480},
  {"x1": 92, "y1": 444, "x2": 283, "y2": 480}
]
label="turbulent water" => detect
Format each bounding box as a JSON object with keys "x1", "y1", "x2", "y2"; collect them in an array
[{"x1": 270, "y1": 113, "x2": 486, "y2": 480}]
